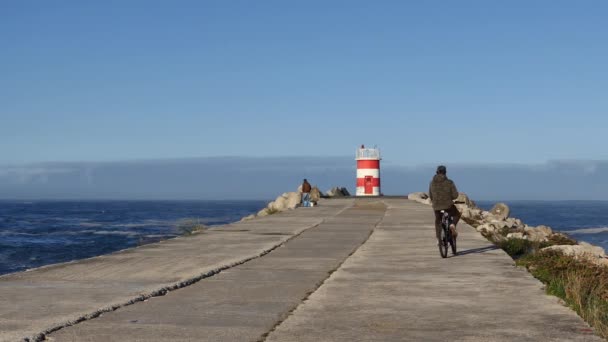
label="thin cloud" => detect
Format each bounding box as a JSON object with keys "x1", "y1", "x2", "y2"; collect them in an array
[
  {"x1": 0, "y1": 166, "x2": 78, "y2": 184},
  {"x1": 0, "y1": 158, "x2": 607, "y2": 200}
]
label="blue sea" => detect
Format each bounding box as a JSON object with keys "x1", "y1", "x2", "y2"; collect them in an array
[
  {"x1": 0, "y1": 200, "x2": 266, "y2": 276},
  {"x1": 1, "y1": 200, "x2": 607, "y2": 276}
]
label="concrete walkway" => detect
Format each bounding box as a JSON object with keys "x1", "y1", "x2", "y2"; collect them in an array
[
  {"x1": 266, "y1": 200, "x2": 602, "y2": 342},
  {"x1": 1, "y1": 199, "x2": 603, "y2": 341},
  {"x1": 0, "y1": 199, "x2": 354, "y2": 342}
]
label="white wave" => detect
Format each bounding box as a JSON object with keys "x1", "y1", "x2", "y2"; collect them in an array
[
  {"x1": 91, "y1": 230, "x2": 140, "y2": 236},
  {"x1": 0, "y1": 229, "x2": 144, "y2": 237},
  {"x1": 110, "y1": 220, "x2": 170, "y2": 228},
  {"x1": 80, "y1": 222, "x2": 104, "y2": 228},
  {"x1": 564, "y1": 227, "x2": 608, "y2": 235},
  {"x1": 0, "y1": 230, "x2": 39, "y2": 236},
  {"x1": 143, "y1": 234, "x2": 169, "y2": 238}
]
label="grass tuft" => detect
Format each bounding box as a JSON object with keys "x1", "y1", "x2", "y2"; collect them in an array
[
  {"x1": 516, "y1": 251, "x2": 608, "y2": 338},
  {"x1": 496, "y1": 238, "x2": 536, "y2": 259},
  {"x1": 175, "y1": 218, "x2": 207, "y2": 236}
]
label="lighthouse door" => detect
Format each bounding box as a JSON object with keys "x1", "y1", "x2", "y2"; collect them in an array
[{"x1": 364, "y1": 176, "x2": 373, "y2": 194}]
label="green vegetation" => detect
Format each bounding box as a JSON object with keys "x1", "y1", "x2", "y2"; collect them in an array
[
  {"x1": 482, "y1": 226, "x2": 603, "y2": 338},
  {"x1": 175, "y1": 218, "x2": 207, "y2": 236},
  {"x1": 491, "y1": 237, "x2": 575, "y2": 260},
  {"x1": 517, "y1": 251, "x2": 608, "y2": 338},
  {"x1": 546, "y1": 233, "x2": 578, "y2": 246},
  {"x1": 485, "y1": 228, "x2": 577, "y2": 260},
  {"x1": 496, "y1": 238, "x2": 538, "y2": 259}
]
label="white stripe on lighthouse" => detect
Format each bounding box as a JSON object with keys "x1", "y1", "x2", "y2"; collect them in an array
[{"x1": 356, "y1": 169, "x2": 380, "y2": 179}]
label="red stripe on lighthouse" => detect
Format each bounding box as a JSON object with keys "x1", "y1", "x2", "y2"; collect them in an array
[
  {"x1": 357, "y1": 160, "x2": 380, "y2": 169},
  {"x1": 356, "y1": 178, "x2": 381, "y2": 187}
]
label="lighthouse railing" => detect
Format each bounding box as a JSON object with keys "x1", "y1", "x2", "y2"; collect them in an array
[{"x1": 356, "y1": 148, "x2": 381, "y2": 160}]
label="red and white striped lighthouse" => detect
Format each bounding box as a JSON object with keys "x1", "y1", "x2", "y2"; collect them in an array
[{"x1": 356, "y1": 145, "x2": 381, "y2": 196}]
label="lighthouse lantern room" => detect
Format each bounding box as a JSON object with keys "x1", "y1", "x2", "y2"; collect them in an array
[{"x1": 356, "y1": 145, "x2": 381, "y2": 196}]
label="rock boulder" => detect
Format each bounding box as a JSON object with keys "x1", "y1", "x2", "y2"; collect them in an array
[
  {"x1": 310, "y1": 187, "x2": 322, "y2": 202},
  {"x1": 454, "y1": 193, "x2": 476, "y2": 208},
  {"x1": 326, "y1": 187, "x2": 350, "y2": 197},
  {"x1": 543, "y1": 242, "x2": 606, "y2": 263},
  {"x1": 490, "y1": 203, "x2": 510, "y2": 220},
  {"x1": 507, "y1": 232, "x2": 525, "y2": 239},
  {"x1": 408, "y1": 192, "x2": 432, "y2": 205},
  {"x1": 240, "y1": 214, "x2": 256, "y2": 222}
]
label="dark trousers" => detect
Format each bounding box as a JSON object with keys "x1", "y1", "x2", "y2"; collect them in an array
[{"x1": 434, "y1": 205, "x2": 461, "y2": 239}]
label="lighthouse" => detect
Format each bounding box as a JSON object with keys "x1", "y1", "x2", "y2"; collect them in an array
[{"x1": 356, "y1": 145, "x2": 381, "y2": 196}]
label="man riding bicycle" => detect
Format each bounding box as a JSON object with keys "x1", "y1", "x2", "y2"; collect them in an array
[{"x1": 429, "y1": 165, "x2": 461, "y2": 245}]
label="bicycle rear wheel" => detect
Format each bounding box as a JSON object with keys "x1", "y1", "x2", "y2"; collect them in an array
[
  {"x1": 439, "y1": 226, "x2": 448, "y2": 258},
  {"x1": 450, "y1": 234, "x2": 457, "y2": 255}
]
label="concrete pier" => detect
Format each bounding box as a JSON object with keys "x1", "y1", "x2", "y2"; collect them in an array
[{"x1": 0, "y1": 199, "x2": 602, "y2": 341}]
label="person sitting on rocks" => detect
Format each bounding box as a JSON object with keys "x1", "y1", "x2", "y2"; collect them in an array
[
  {"x1": 429, "y1": 165, "x2": 461, "y2": 244},
  {"x1": 301, "y1": 179, "x2": 312, "y2": 207}
]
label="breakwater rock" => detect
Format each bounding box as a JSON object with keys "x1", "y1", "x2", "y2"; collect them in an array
[
  {"x1": 325, "y1": 187, "x2": 351, "y2": 197},
  {"x1": 242, "y1": 184, "x2": 342, "y2": 221},
  {"x1": 407, "y1": 192, "x2": 431, "y2": 205},
  {"x1": 405, "y1": 191, "x2": 608, "y2": 265}
]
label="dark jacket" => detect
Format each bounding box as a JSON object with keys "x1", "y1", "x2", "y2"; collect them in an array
[
  {"x1": 429, "y1": 174, "x2": 458, "y2": 210},
  {"x1": 302, "y1": 181, "x2": 312, "y2": 193}
]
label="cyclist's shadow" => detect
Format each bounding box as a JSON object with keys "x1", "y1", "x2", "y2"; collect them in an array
[{"x1": 455, "y1": 245, "x2": 499, "y2": 256}]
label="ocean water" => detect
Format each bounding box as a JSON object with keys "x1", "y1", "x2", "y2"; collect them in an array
[
  {"x1": 0, "y1": 200, "x2": 266, "y2": 276},
  {"x1": 477, "y1": 201, "x2": 608, "y2": 250}
]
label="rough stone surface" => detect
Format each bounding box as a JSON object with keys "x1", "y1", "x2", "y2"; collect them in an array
[
  {"x1": 407, "y1": 192, "x2": 431, "y2": 205},
  {"x1": 454, "y1": 192, "x2": 475, "y2": 207},
  {"x1": 257, "y1": 208, "x2": 271, "y2": 216},
  {"x1": 507, "y1": 232, "x2": 525, "y2": 239},
  {"x1": 543, "y1": 242, "x2": 606, "y2": 261},
  {"x1": 475, "y1": 223, "x2": 495, "y2": 233},
  {"x1": 310, "y1": 187, "x2": 322, "y2": 202},
  {"x1": 490, "y1": 202, "x2": 510, "y2": 220},
  {"x1": 261, "y1": 191, "x2": 303, "y2": 216},
  {"x1": 283, "y1": 192, "x2": 301, "y2": 209},
  {"x1": 326, "y1": 187, "x2": 350, "y2": 198},
  {"x1": 536, "y1": 225, "x2": 553, "y2": 236},
  {"x1": 270, "y1": 196, "x2": 287, "y2": 211},
  {"x1": 523, "y1": 226, "x2": 550, "y2": 242},
  {"x1": 489, "y1": 220, "x2": 510, "y2": 231},
  {"x1": 240, "y1": 214, "x2": 256, "y2": 222}
]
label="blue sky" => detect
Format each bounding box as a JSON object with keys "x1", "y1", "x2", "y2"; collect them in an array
[{"x1": 1, "y1": 1, "x2": 607, "y2": 165}]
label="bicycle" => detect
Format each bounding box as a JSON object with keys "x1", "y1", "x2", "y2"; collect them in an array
[{"x1": 438, "y1": 210, "x2": 457, "y2": 258}]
